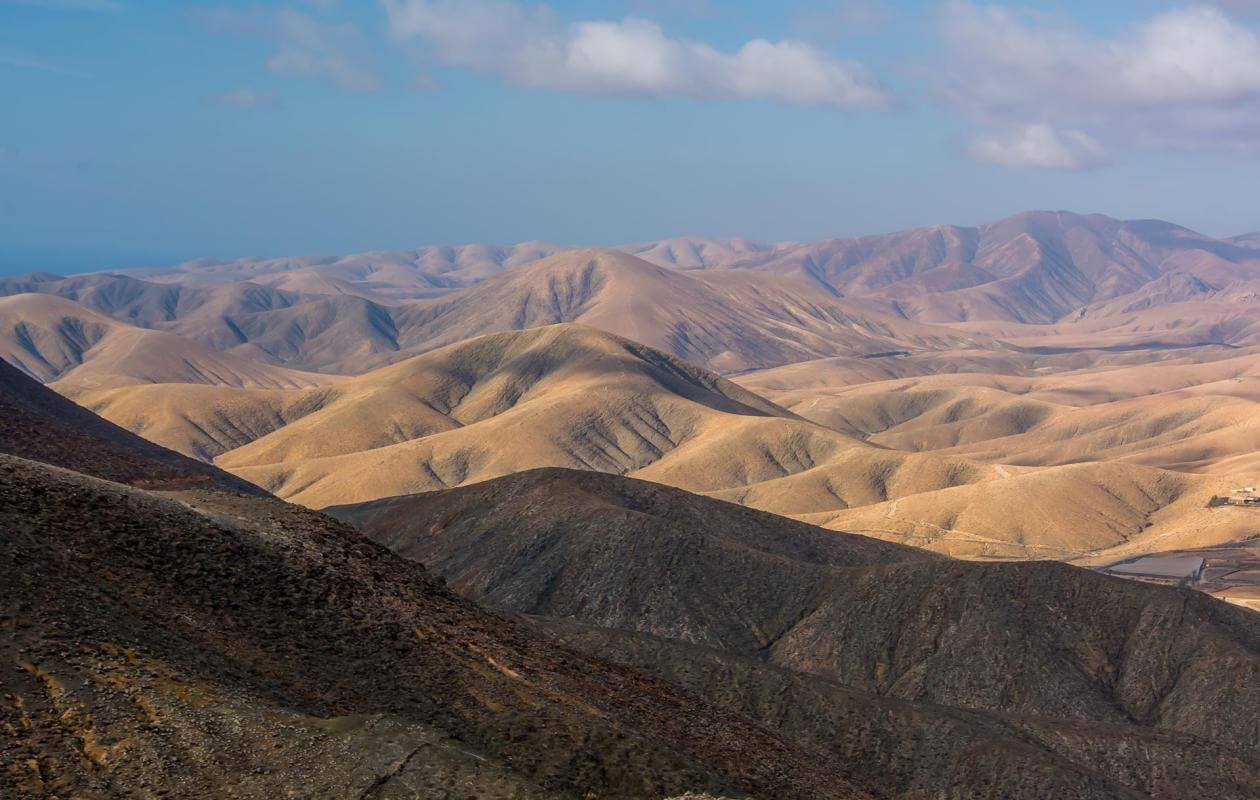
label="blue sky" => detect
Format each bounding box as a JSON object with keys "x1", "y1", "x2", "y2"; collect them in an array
[{"x1": 4, "y1": 0, "x2": 1260, "y2": 275}]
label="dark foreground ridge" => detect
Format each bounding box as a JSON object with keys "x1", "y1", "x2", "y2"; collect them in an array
[
  {"x1": 0, "y1": 356, "x2": 262, "y2": 494},
  {"x1": 336, "y1": 468, "x2": 1260, "y2": 800},
  {"x1": 0, "y1": 370, "x2": 870, "y2": 799}
]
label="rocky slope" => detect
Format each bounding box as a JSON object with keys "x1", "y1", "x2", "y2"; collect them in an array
[
  {"x1": 0, "y1": 356, "x2": 261, "y2": 493},
  {"x1": 333, "y1": 468, "x2": 1260, "y2": 799}
]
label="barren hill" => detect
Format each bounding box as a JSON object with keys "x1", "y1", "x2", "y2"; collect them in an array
[
  {"x1": 0, "y1": 271, "x2": 299, "y2": 352},
  {"x1": 70, "y1": 323, "x2": 799, "y2": 465},
  {"x1": 391, "y1": 248, "x2": 973, "y2": 373},
  {"x1": 0, "y1": 393, "x2": 870, "y2": 798},
  {"x1": 329, "y1": 468, "x2": 935, "y2": 653},
  {"x1": 10, "y1": 212, "x2": 1260, "y2": 570},
  {"x1": 67, "y1": 211, "x2": 1260, "y2": 336},
  {"x1": 210, "y1": 324, "x2": 870, "y2": 504},
  {"x1": 616, "y1": 236, "x2": 787, "y2": 269},
  {"x1": 69, "y1": 324, "x2": 1010, "y2": 512},
  {"x1": 9, "y1": 249, "x2": 976, "y2": 376},
  {"x1": 0, "y1": 272, "x2": 469, "y2": 373},
  {"x1": 331, "y1": 468, "x2": 1260, "y2": 800},
  {"x1": 732, "y1": 346, "x2": 1260, "y2": 558}
]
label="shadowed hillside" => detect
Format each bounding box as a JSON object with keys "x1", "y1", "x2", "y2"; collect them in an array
[{"x1": 333, "y1": 468, "x2": 1260, "y2": 800}]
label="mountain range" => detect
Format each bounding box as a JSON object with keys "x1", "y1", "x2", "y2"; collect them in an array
[
  {"x1": 4, "y1": 211, "x2": 1260, "y2": 582},
  {"x1": 4, "y1": 208, "x2": 1260, "y2": 797}
]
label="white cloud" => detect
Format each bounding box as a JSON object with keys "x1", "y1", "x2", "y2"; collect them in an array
[
  {"x1": 202, "y1": 87, "x2": 279, "y2": 109},
  {"x1": 204, "y1": 7, "x2": 379, "y2": 92},
  {"x1": 969, "y1": 124, "x2": 1106, "y2": 170},
  {"x1": 381, "y1": 0, "x2": 890, "y2": 110},
  {"x1": 942, "y1": 1, "x2": 1260, "y2": 163}
]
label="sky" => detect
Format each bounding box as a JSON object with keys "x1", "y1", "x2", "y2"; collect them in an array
[{"x1": 5, "y1": 0, "x2": 1260, "y2": 275}]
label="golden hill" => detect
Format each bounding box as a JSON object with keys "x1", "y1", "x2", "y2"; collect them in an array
[
  {"x1": 214, "y1": 324, "x2": 870, "y2": 505},
  {"x1": 738, "y1": 345, "x2": 1260, "y2": 474},
  {"x1": 60, "y1": 322, "x2": 1260, "y2": 562},
  {"x1": 71, "y1": 324, "x2": 1003, "y2": 514},
  {"x1": 727, "y1": 343, "x2": 1260, "y2": 559}
]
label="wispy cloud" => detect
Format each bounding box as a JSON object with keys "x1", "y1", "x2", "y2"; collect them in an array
[
  {"x1": 381, "y1": 0, "x2": 891, "y2": 110},
  {"x1": 941, "y1": 1, "x2": 1260, "y2": 166},
  {"x1": 0, "y1": 53, "x2": 86, "y2": 77},
  {"x1": 202, "y1": 86, "x2": 280, "y2": 109},
  {"x1": 203, "y1": 6, "x2": 379, "y2": 92},
  {"x1": 969, "y1": 124, "x2": 1106, "y2": 171}
]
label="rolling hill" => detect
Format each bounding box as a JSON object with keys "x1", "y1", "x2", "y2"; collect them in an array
[
  {"x1": 383, "y1": 248, "x2": 979, "y2": 373},
  {"x1": 57, "y1": 322, "x2": 1258, "y2": 562},
  {"x1": 0, "y1": 356, "x2": 261, "y2": 493},
  {"x1": 7, "y1": 210, "x2": 1260, "y2": 571},
  {"x1": 70, "y1": 324, "x2": 1012, "y2": 513},
  {"x1": 71, "y1": 322, "x2": 802, "y2": 465},
  {"x1": 0, "y1": 293, "x2": 332, "y2": 390},
  {"x1": 4, "y1": 249, "x2": 979, "y2": 376}
]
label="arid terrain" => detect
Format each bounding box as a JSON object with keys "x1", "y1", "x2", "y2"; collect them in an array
[
  {"x1": 5, "y1": 345, "x2": 1260, "y2": 798},
  {"x1": 4, "y1": 209, "x2": 1260, "y2": 797},
  {"x1": 5, "y1": 212, "x2": 1259, "y2": 588}
]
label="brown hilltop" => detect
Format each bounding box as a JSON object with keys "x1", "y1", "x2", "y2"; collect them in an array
[
  {"x1": 333, "y1": 468, "x2": 1260, "y2": 800},
  {"x1": 9, "y1": 213, "x2": 1260, "y2": 583},
  {"x1": 63, "y1": 322, "x2": 1256, "y2": 563}
]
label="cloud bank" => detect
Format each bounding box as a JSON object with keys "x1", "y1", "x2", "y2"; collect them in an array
[
  {"x1": 381, "y1": 0, "x2": 890, "y2": 110},
  {"x1": 943, "y1": 1, "x2": 1260, "y2": 167}
]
